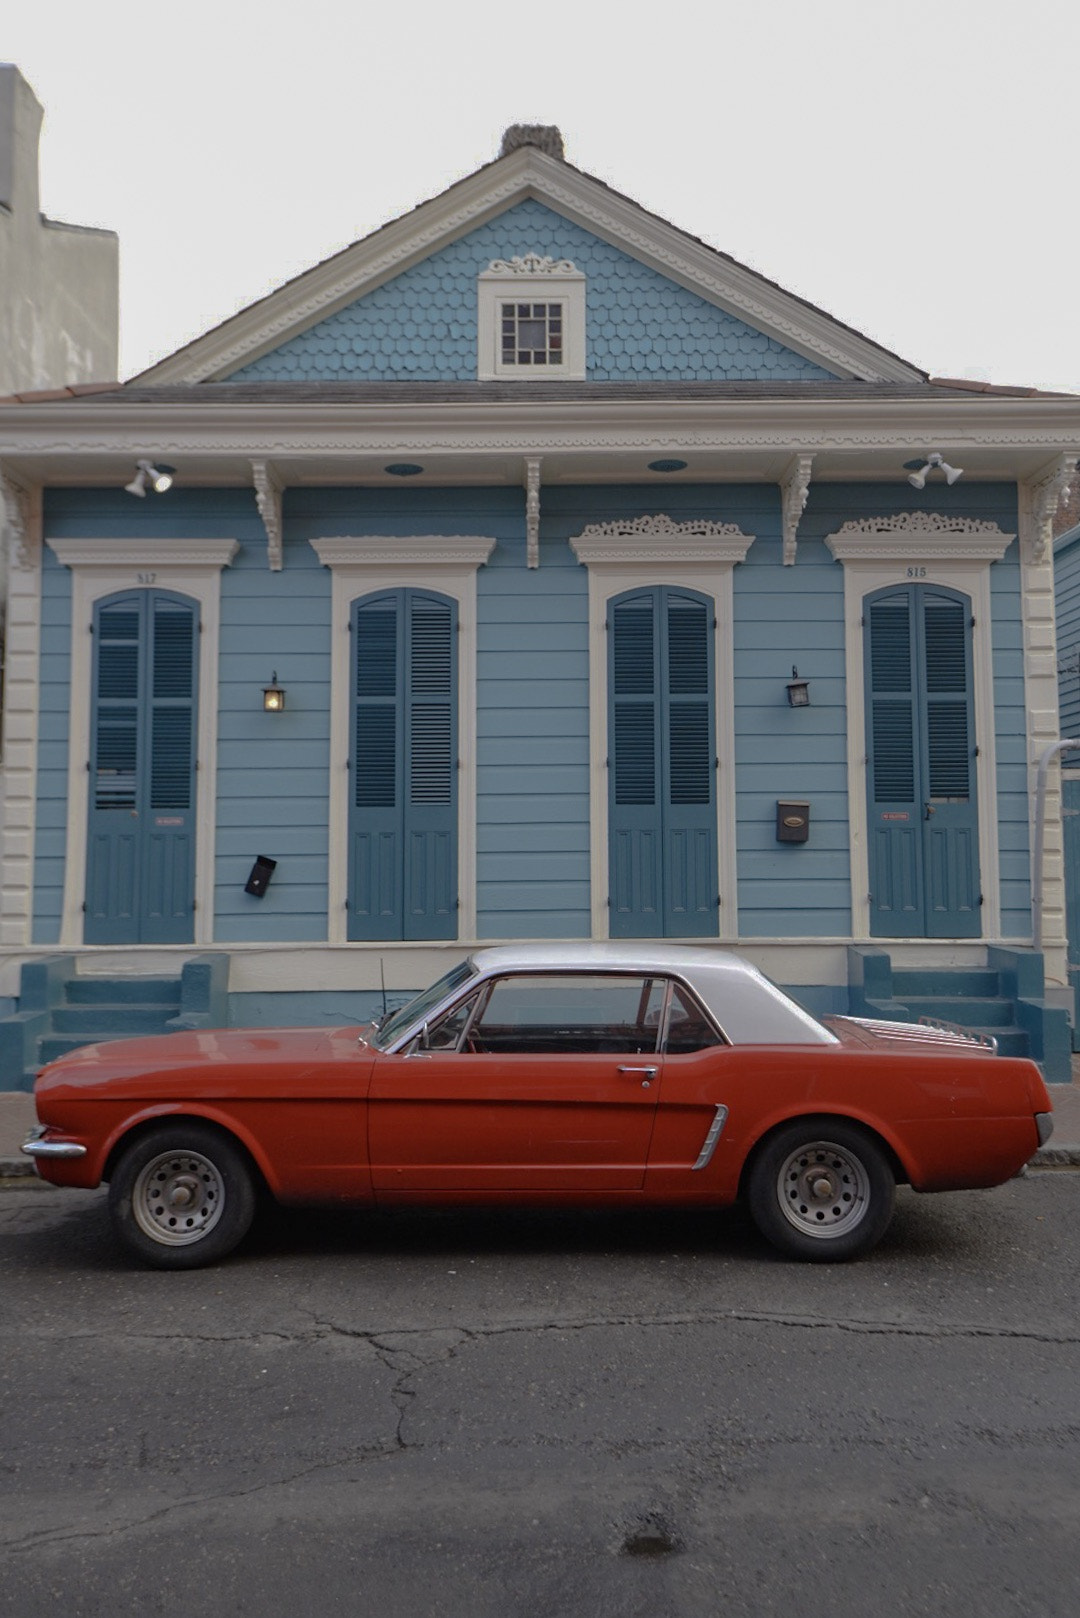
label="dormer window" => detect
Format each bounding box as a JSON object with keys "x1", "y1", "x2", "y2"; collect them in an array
[{"x1": 478, "y1": 255, "x2": 585, "y2": 380}]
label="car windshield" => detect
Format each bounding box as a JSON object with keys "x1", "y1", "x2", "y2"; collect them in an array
[{"x1": 372, "y1": 960, "x2": 478, "y2": 1049}]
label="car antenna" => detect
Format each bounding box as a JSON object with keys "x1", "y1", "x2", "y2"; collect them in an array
[{"x1": 379, "y1": 955, "x2": 388, "y2": 1023}]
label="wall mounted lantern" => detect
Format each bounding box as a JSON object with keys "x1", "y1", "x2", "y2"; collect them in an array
[
  {"x1": 786, "y1": 666, "x2": 810, "y2": 707},
  {"x1": 263, "y1": 673, "x2": 286, "y2": 712}
]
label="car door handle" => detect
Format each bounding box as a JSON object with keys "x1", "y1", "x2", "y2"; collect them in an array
[{"x1": 618, "y1": 1065, "x2": 658, "y2": 1088}]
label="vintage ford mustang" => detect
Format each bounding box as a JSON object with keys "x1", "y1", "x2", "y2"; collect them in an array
[{"x1": 24, "y1": 943, "x2": 1054, "y2": 1268}]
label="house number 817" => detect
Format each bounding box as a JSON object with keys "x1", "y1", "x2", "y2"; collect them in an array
[{"x1": 136, "y1": 572, "x2": 157, "y2": 584}]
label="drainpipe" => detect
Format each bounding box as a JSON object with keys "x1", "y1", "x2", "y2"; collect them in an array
[{"x1": 1032, "y1": 739, "x2": 1080, "y2": 951}]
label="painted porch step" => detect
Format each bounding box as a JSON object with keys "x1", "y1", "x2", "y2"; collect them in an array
[
  {"x1": 65, "y1": 977, "x2": 182, "y2": 1006},
  {"x1": 890, "y1": 969, "x2": 1001, "y2": 999},
  {"x1": 51, "y1": 1004, "x2": 180, "y2": 1036},
  {"x1": 891, "y1": 996, "x2": 1018, "y2": 1028}
]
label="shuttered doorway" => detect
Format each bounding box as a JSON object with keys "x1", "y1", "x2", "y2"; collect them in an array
[
  {"x1": 608, "y1": 586, "x2": 718, "y2": 937},
  {"x1": 349, "y1": 589, "x2": 458, "y2": 940},
  {"x1": 85, "y1": 590, "x2": 198, "y2": 944},
  {"x1": 864, "y1": 583, "x2": 980, "y2": 937}
]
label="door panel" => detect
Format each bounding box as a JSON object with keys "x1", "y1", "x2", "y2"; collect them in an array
[
  {"x1": 368, "y1": 1050, "x2": 660, "y2": 1193},
  {"x1": 85, "y1": 592, "x2": 197, "y2": 945},
  {"x1": 349, "y1": 590, "x2": 457, "y2": 940},
  {"x1": 866, "y1": 585, "x2": 980, "y2": 938},
  {"x1": 609, "y1": 587, "x2": 717, "y2": 937}
]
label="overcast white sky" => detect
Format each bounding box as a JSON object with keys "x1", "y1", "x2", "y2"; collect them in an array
[{"x1": 6, "y1": 0, "x2": 1079, "y2": 389}]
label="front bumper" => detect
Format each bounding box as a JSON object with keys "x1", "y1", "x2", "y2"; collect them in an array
[{"x1": 22, "y1": 1125, "x2": 88, "y2": 1161}]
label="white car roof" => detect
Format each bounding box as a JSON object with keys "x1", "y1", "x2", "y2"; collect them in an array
[{"x1": 465, "y1": 943, "x2": 837, "y2": 1046}]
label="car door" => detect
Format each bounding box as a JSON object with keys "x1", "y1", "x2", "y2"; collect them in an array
[{"x1": 367, "y1": 972, "x2": 665, "y2": 1195}]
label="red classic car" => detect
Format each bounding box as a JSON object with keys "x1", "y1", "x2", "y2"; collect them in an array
[{"x1": 24, "y1": 944, "x2": 1053, "y2": 1268}]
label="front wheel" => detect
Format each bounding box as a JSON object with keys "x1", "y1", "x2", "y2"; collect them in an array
[
  {"x1": 746, "y1": 1120, "x2": 895, "y2": 1262},
  {"x1": 108, "y1": 1123, "x2": 257, "y2": 1269}
]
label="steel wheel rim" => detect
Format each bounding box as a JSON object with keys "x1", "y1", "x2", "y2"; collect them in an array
[
  {"x1": 776, "y1": 1139, "x2": 870, "y2": 1240},
  {"x1": 132, "y1": 1149, "x2": 226, "y2": 1247}
]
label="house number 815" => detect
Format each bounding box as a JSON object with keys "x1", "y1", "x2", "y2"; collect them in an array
[{"x1": 905, "y1": 566, "x2": 927, "y2": 578}]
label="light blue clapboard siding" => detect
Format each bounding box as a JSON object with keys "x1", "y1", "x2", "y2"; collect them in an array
[
  {"x1": 228, "y1": 200, "x2": 836, "y2": 385},
  {"x1": 1055, "y1": 531, "x2": 1080, "y2": 742},
  {"x1": 475, "y1": 492, "x2": 591, "y2": 936}
]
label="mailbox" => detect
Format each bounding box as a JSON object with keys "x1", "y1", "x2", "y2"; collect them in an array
[
  {"x1": 776, "y1": 801, "x2": 810, "y2": 843},
  {"x1": 244, "y1": 855, "x2": 277, "y2": 897}
]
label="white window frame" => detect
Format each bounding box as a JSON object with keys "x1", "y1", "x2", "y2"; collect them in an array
[
  {"x1": 478, "y1": 256, "x2": 586, "y2": 381},
  {"x1": 46, "y1": 537, "x2": 239, "y2": 947},
  {"x1": 310, "y1": 535, "x2": 495, "y2": 944},
  {"x1": 825, "y1": 515, "x2": 1015, "y2": 942},
  {"x1": 569, "y1": 516, "x2": 756, "y2": 940}
]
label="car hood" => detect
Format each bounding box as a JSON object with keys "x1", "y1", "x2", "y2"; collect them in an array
[{"x1": 35, "y1": 1025, "x2": 373, "y2": 1100}]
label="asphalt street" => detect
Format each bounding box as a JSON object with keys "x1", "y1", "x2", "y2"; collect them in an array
[{"x1": 2, "y1": 1169, "x2": 1080, "y2": 1617}]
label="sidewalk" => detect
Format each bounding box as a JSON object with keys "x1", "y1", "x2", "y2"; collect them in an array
[{"x1": 4, "y1": 1073, "x2": 1080, "y2": 1178}]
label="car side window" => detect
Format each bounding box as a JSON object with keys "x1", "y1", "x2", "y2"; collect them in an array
[
  {"x1": 468, "y1": 973, "x2": 662, "y2": 1056},
  {"x1": 664, "y1": 984, "x2": 727, "y2": 1054}
]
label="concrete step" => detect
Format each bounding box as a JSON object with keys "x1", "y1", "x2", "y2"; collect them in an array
[
  {"x1": 891, "y1": 968, "x2": 1001, "y2": 999},
  {"x1": 51, "y1": 1004, "x2": 179, "y2": 1036},
  {"x1": 65, "y1": 977, "x2": 182, "y2": 1006},
  {"x1": 894, "y1": 996, "x2": 1018, "y2": 1028}
]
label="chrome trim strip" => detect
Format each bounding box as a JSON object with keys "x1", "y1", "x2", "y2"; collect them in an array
[
  {"x1": 691, "y1": 1104, "x2": 729, "y2": 1172},
  {"x1": 23, "y1": 1138, "x2": 88, "y2": 1160}
]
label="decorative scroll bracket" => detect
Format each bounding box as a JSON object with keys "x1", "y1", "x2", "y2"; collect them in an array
[
  {"x1": 0, "y1": 466, "x2": 41, "y2": 572},
  {"x1": 525, "y1": 456, "x2": 542, "y2": 569},
  {"x1": 251, "y1": 458, "x2": 284, "y2": 571},
  {"x1": 781, "y1": 454, "x2": 814, "y2": 566},
  {"x1": 1025, "y1": 453, "x2": 1080, "y2": 563}
]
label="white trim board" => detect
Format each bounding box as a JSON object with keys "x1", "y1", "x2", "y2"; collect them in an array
[
  {"x1": 310, "y1": 534, "x2": 496, "y2": 943},
  {"x1": 570, "y1": 516, "x2": 755, "y2": 939},
  {"x1": 825, "y1": 515, "x2": 1014, "y2": 942},
  {"x1": 46, "y1": 538, "x2": 239, "y2": 947}
]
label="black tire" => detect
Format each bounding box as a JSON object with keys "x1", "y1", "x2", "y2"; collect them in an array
[
  {"x1": 107, "y1": 1123, "x2": 257, "y2": 1270},
  {"x1": 746, "y1": 1119, "x2": 895, "y2": 1262}
]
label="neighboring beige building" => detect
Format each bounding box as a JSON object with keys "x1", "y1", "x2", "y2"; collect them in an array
[{"x1": 0, "y1": 64, "x2": 118, "y2": 395}]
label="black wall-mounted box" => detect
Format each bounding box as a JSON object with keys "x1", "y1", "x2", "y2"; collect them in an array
[
  {"x1": 776, "y1": 801, "x2": 810, "y2": 843},
  {"x1": 244, "y1": 855, "x2": 277, "y2": 897}
]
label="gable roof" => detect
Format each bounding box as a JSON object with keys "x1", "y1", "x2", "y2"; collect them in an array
[{"x1": 132, "y1": 135, "x2": 927, "y2": 388}]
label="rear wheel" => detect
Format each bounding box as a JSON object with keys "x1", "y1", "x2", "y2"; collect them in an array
[
  {"x1": 746, "y1": 1120, "x2": 895, "y2": 1261},
  {"x1": 108, "y1": 1123, "x2": 256, "y2": 1269}
]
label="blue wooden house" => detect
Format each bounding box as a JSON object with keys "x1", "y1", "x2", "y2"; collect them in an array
[{"x1": 2, "y1": 123, "x2": 1079, "y2": 1086}]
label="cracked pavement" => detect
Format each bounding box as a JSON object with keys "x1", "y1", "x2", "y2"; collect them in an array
[{"x1": 3, "y1": 1174, "x2": 1080, "y2": 1616}]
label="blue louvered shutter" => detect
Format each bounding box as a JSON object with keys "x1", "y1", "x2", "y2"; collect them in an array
[
  {"x1": 662, "y1": 592, "x2": 717, "y2": 935},
  {"x1": 609, "y1": 594, "x2": 662, "y2": 933},
  {"x1": 920, "y1": 591, "x2": 979, "y2": 936},
  {"x1": 609, "y1": 587, "x2": 717, "y2": 938},
  {"x1": 866, "y1": 591, "x2": 922, "y2": 935},
  {"x1": 349, "y1": 590, "x2": 457, "y2": 940},
  {"x1": 86, "y1": 591, "x2": 197, "y2": 944}
]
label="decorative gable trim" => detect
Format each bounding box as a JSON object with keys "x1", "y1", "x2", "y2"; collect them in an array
[{"x1": 133, "y1": 147, "x2": 923, "y2": 387}]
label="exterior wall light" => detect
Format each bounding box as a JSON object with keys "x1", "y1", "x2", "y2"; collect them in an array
[
  {"x1": 263, "y1": 673, "x2": 286, "y2": 712},
  {"x1": 904, "y1": 452, "x2": 963, "y2": 489},
  {"x1": 786, "y1": 666, "x2": 810, "y2": 707},
  {"x1": 124, "y1": 459, "x2": 175, "y2": 497}
]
